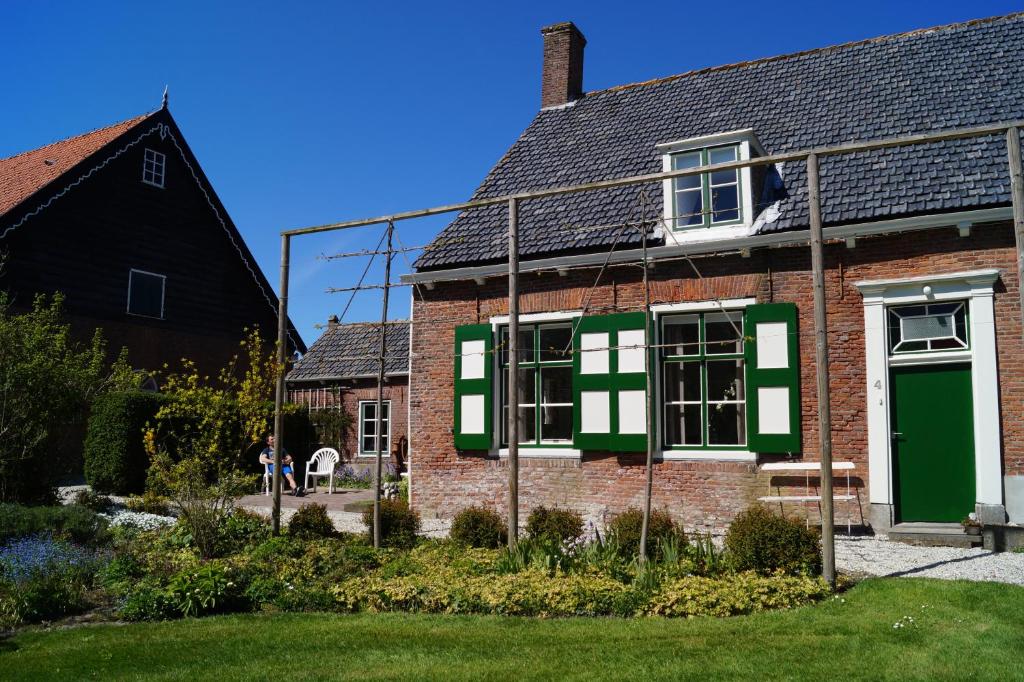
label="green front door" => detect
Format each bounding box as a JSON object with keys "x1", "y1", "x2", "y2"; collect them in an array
[{"x1": 890, "y1": 363, "x2": 975, "y2": 523}]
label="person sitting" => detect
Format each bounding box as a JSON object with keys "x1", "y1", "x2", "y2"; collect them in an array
[{"x1": 260, "y1": 434, "x2": 303, "y2": 496}]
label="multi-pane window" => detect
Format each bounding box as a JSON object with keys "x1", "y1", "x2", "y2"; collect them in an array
[
  {"x1": 126, "y1": 269, "x2": 165, "y2": 319},
  {"x1": 662, "y1": 311, "x2": 746, "y2": 447},
  {"x1": 670, "y1": 144, "x2": 741, "y2": 229},
  {"x1": 359, "y1": 400, "x2": 390, "y2": 455},
  {"x1": 499, "y1": 323, "x2": 573, "y2": 446},
  {"x1": 887, "y1": 301, "x2": 968, "y2": 354},
  {"x1": 142, "y1": 148, "x2": 166, "y2": 188}
]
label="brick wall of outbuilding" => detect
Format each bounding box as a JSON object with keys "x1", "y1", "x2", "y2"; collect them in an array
[
  {"x1": 288, "y1": 377, "x2": 408, "y2": 472},
  {"x1": 408, "y1": 221, "x2": 1022, "y2": 531}
]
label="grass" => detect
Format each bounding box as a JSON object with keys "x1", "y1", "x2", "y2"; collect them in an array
[{"x1": 3, "y1": 578, "x2": 1022, "y2": 681}]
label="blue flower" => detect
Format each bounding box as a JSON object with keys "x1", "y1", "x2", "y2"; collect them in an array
[{"x1": 0, "y1": 534, "x2": 104, "y2": 583}]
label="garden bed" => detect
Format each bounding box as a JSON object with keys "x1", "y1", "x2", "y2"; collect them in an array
[{"x1": 1, "y1": 500, "x2": 832, "y2": 630}]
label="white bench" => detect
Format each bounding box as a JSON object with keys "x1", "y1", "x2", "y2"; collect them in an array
[{"x1": 758, "y1": 461, "x2": 857, "y2": 532}]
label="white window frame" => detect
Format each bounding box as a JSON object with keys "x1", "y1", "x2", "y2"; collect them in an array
[
  {"x1": 888, "y1": 301, "x2": 969, "y2": 353},
  {"x1": 142, "y1": 148, "x2": 166, "y2": 188},
  {"x1": 126, "y1": 269, "x2": 166, "y2": 319},
  {"x1": 357, "y1": 400, "x2": 391, "y2": 457},
  {"x1": 651, "y1": 298, "x2": 757, "y2": 461},
  {"x1": 490, "y1": 310, "x2": 582, "y2": 459},
  {"x1": 657, "y1": 129, "x2": 764, "y2": 245}
]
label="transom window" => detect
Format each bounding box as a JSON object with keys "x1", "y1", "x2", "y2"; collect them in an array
[
  {"x1": 142, "y1": 148, "x2": 165, "y2": 188},
  {"x1": 670, "y1": 144, "x2": 741, "y2": 229},
  {"x1": 887, "y1": 301, "x2": 968, "y2": 354},
  {"x1": 358, "y1": 400, "x2": 391, "y2": 455},
  {"x1": 126, "y1": 269, "x2": 165, "y2": 319},
  {"x1": 661, "y1": 311, "x2": 746, "y2": 448},
  {"x1": 499, "y1": 323, "x2": 573, "y2": 446}
]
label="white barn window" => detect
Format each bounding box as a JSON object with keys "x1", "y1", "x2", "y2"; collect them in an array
[
  {"x1": 359, "y1": 400, "x2": 391, "y2": 456},
  {"x1": 142, "y1": 148, "x2": 166, "y2": 188}
]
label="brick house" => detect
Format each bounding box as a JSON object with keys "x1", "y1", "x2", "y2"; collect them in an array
[
  {"x1": 401, "y1": 15, "x2": 1024, "y2": 534},
  {"x1": 287, "y1": 317, "x2": 409, "y2": 473},
  {"x1": 0, "y1": 101, "x2": 304, "y2": 376}
]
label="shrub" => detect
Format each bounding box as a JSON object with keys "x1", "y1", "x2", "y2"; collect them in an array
[
  {"x1": 165, "y1": 563, "x2": 246, "y2": 617},
  {"x1": 645, "y1": 573, "x2": 830, "y2": 617},
  {"x1": 84, "y1": 391, "x2": 167, "y2": 494},
  {"x1": 450, "y1": 506, "x2": 507, "y2": 549},
  {"x1": 0, "y1": 503, "x2": 108, "y2": 545},
  {"x1": 526, "y1": 506, "x2": 584, "y2": 545},
  {"x1": 218, "y1": 508, "x2": 271, "y2": 554},
  {"x1": 363, "y1": 499, "x2": 420, "y2": 549},
  {"x1": 0, "y1": 292, "x2": 132, "y2": 504},
  {"x1": 124, "y1": 490, "x2": 171, "y2": 516},
  {"x1": 74, "y1": 488, "x2": 114, "y2": 512},
  {"x1": 398, "y1": 478, "x2": 409, "y2": 502},
  {"x1": 288, "y1": 504, "x2": 335, "y2": 539},
  {"x1": 725, "y1": 505, "x2": 821, "y2": 576},
  {"x1": 607, "y1": 508, "x2": 686, "y2": 560},
  {"x1": 147, "y1": 452, "x2": 255, "y2": 559},
  {"x1": 118, "y1": 577, "x2": 176, "y2": 621}
]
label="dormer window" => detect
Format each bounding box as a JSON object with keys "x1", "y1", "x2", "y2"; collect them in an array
[
  {"x1": 142, "y1": 148, "x2": 165, "y2": 188},
  {"x1": 670, "y1": 145, "x2": 741, "y2": 228},
  {"x1": 658, "y1": 130, "x2": 764, "y2": 240}
]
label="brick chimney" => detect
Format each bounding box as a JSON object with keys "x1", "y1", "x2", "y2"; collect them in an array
[
  {"x1": 327, "y1": 314, "x2": 339, "y2": 329},
  {"x1": 540, "y1": 22, "x2": 586, "y2": 109}
]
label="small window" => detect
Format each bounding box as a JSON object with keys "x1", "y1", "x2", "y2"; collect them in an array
[
  {"x1": 359, "y1": 400, "x2": 391, "y2": 455},
  {"x1": 126, "y1": 269, "x2": 165, "y2": 319},
  {"x1": 887, "y1": 301, "x2": 968, "y2": 354},
  {"x1": 142, "y1": 148, "x2": 165, "y2": 188},
  {"x1": 669, "y1": 144, "x2": 741, "y2": 229}
]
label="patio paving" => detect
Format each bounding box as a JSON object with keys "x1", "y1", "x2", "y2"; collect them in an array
[
  {"x1": 237, "y1": 486, "x2": 375, "y2": 513},
  {"x1": 236, "y1": 487, "x2": 452, "y2": 536}
]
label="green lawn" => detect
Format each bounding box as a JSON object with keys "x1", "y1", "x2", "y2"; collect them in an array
[{"x1": 3, "y1": 578, "x2": 1022, "y2": 681}]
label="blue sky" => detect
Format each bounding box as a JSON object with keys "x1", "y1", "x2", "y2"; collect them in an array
[{"x1": 2, "y1": 1, "x2": 1020, "y2": 345}]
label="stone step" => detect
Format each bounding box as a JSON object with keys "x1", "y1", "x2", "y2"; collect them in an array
[{"x1": 887, "y1": 522, "x2": 983, "y2": 548}]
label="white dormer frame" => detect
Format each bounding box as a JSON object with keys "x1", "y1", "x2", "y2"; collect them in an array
[{"x1": 657, "y1": 129, "x2": 765, "y2": 245}]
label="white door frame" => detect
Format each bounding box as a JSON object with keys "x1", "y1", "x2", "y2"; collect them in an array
[{"x1": 856, "y1": 268, "x2": 1002, "y2": 509}]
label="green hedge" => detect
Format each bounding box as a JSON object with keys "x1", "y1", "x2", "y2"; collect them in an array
[
  {"x1": 84, "y1": 391, "x2": 167, "y2": 494},
  {"x1": 0, "y1": 503, "x2": 108, "y2": 545}
]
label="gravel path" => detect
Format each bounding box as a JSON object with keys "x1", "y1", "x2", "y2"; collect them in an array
[
  {"x1": 836, "y1": 536, "x2": 1024, "y2": 585},
  {"x1": 240, "y1": 505, "x2": 453, "y2": 538}
]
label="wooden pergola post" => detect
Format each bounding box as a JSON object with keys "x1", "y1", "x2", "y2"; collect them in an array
[
  {"x1": 372, "y1": 221, "x2": 395, "y2": 549},
  {"x1": 807, "y1": 153, "x2": 836, "y2": 587},
  {"x1": 271, "y1": 233, "x2": 291, "y2": 535},
  {"x1": 507, "y1": 197, "x2": 520, "y2": 548}
]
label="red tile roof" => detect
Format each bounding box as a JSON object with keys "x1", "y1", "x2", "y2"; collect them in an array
[{"x1": 0, "y1": 111, "x2": 156, "y2": 217}]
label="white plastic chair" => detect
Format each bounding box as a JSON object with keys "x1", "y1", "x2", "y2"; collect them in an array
[{"x1": 305, "y1": 448, "x2": 340, "y2": 494}]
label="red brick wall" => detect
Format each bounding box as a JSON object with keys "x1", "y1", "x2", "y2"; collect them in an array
[
  {"x1": 409, "y1": 222, "x2": 1021, "y2": 530},
  {"x1": 288, "y1": 377, "x2": 408, "y2": 472}
]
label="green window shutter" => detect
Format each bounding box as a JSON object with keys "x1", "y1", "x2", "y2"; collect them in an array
[
  {"x1": 744, "y1": 303, "x2": 801, "y2": 453},
  {"x1": 572, "y1": 312, "x2": 649, "y2": 452},
  {"x1": 454, "y1": 324, "x2": 493, "y2": 450}
]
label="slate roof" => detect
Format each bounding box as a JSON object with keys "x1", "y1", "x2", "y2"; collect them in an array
[
  {"x1": 287, "y1": 321, "x2": 410, "y2": 381},
  {"x1": 415, "y1": 13, "x2": 1024, "y2": 271},
  {"x1": 0, "y1": 111, "x2": 156, "y2": 217}
]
